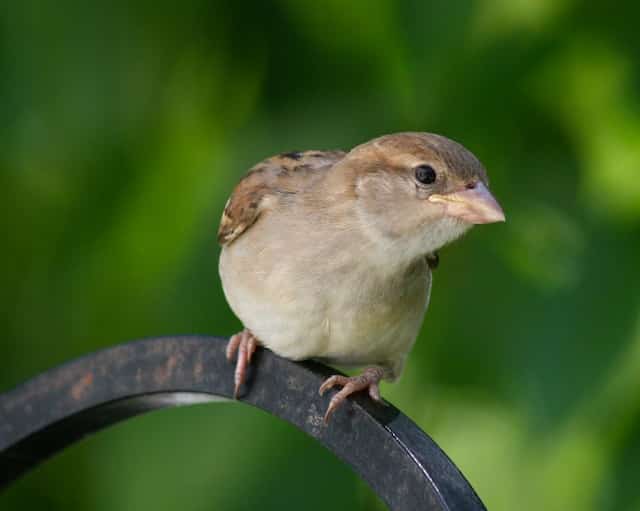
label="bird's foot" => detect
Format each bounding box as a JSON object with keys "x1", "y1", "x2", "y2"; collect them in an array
[
  {"x1": 226, "y1": 329, "x2": 260, "y2": 399},
  {"x1": 318, "y1": 366, "x2": 385, "y2": 424}
]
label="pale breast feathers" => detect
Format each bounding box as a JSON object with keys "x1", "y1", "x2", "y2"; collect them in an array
[{"x1": 217, "y1": 150, "x2": 346, "y2": 245}]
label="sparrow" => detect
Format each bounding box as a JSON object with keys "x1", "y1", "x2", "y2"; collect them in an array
[{"x1": 218, "y1": 132, "x2": 505, "y2": 423}]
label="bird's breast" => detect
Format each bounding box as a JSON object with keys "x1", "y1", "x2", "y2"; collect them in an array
[
  {"x1": 317, "y1": 260, "x2": 431, "y2": 374},
  {"x1": 219, "y1": 212, "x2": 431, "y2": 374}
]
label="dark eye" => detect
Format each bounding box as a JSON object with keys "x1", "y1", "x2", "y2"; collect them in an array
[{"x1": 414, "y1": 164, "x2": 437, "y2": 185}]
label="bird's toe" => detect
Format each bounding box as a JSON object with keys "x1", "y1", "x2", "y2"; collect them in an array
[
  {"x1": 226, "y1": 329, "x2": 260, "y2": 399},
  {"x1": 319, "y1": 366, "x2": 385, "y2": 423}
]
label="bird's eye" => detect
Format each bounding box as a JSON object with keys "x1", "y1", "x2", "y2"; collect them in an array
[{"x1": 414, "y1": 164, "x2": 437, "y2": 185}]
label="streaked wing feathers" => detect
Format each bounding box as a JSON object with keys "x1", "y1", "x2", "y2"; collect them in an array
[{"x1": 217, "y1": 150, "x2": 345, "y2": 245}]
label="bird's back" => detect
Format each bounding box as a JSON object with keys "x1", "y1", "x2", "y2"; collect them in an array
[{"x1": 218, "y1": 150, "x2": 346, "y2": 245}]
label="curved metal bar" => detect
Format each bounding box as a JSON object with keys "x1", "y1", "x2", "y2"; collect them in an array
[{"x1": 0, "y1": 336, "x2": 486, "y2": 510}]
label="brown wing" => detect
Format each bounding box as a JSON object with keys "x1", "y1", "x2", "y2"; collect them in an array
[{"x1": 217, "y1": 150, "x2": 346, "y2": 245}]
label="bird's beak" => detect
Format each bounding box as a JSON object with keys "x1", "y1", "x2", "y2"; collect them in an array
[{"x1": 427, "y1": 181, "x2": 505, "y2": 224}]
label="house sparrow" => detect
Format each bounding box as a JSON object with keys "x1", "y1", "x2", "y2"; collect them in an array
[{"x1": 218, "y1": 132, "x2": 504, "y2": 423}]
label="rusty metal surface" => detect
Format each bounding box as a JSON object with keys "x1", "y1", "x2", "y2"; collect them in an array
[{"x1": 0, "y1": 336, "x2": 487, "y2": 510}]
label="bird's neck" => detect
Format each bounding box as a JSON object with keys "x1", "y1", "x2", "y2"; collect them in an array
[{"x1": 355, "y1": 213, "x2": 472, "y2": 274}]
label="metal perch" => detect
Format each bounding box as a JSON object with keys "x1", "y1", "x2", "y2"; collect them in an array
[{"x1": 0, "y1": 336, "x2": 487, "y2": 510}]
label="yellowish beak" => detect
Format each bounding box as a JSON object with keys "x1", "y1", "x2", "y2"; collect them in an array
[{"x1": 428, "y1": 181, "x2": 505, "y2": 224}]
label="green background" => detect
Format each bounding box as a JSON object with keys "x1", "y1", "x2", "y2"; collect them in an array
[{"x1": 2, "y1": 1, "x2": 640, "y2": 509}]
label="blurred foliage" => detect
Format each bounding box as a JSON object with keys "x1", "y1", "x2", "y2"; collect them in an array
[{"x1": 1, "y1": 1, "x2": 640, "y2": 510}]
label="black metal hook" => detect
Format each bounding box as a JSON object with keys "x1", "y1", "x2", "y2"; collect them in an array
[{"x1": 0, "y1": 336, "x2": 486, "y2": 510}]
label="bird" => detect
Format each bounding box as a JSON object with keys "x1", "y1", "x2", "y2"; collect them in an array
[{"x1": 218, "y1": 132, "x2": 505, "y2": 423}]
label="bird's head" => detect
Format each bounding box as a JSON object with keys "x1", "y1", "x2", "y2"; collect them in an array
[{"x1": 342, "y1": 132, "x2": 505, "y2": 264}]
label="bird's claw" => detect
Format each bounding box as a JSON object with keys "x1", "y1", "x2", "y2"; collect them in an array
[
  {"x1": 319, "y1": 367, "x2": 384, "y2": 424},
  {"x1": 226, "y1": 329, "x2": 259, "y2": 399}
]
